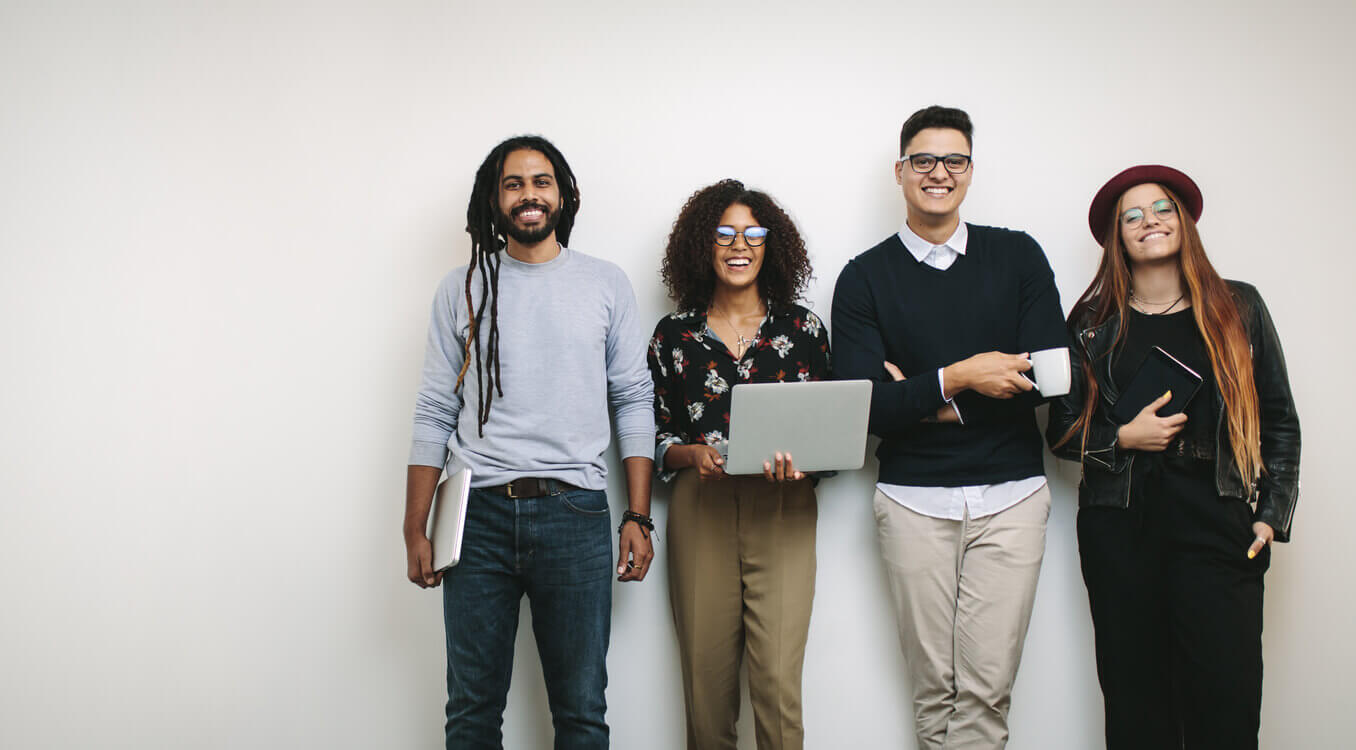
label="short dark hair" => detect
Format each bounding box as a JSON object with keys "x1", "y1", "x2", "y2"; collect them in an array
[{"x1": 899, "y1": 105, "x2": 973, "y2": 155}]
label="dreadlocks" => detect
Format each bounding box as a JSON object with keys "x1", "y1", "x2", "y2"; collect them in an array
[{"x1": 457, "y1": 135, "x2": 581, "y2": 435}]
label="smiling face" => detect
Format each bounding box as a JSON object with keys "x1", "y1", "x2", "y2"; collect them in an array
[
  {"x1": 1117, "y1": 182, "x2": 1182, "y2": 267},
  {"x1": 710, "y1": 202, "x2": 765, "y2": 295},
  {"x1": 896, "y1": 127, "x2": 973, "y2": 225},
  {"x1": 495, "y1": 148, "x2": 562, "y2": 247}
]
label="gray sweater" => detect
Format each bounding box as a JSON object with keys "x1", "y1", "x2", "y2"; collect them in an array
[{"x1": 409, "y1": 247, "x2": 655, "y2": 490}]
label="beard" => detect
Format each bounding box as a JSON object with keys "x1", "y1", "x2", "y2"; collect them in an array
[{"x1": 498, "y1": 201, "x2": 562, "y2": 246}]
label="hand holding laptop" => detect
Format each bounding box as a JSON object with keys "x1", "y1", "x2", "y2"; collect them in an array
[
  {"x1": 763, "y1": 452, "x2": 804, "y2": 482},
  {"x1": 672, "y1": 444, "x2": 727, "y2": 480}
]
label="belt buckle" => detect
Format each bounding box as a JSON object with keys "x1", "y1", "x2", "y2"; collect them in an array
[{"x1": 505, "y1": 481, "x2": 517, "y2": 499}]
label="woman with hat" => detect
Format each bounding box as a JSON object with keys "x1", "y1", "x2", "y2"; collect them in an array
[{"x1": 1047, "y1": 165, "x2": 1300, "y2": 749}]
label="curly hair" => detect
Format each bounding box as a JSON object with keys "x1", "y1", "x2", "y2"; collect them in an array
[{"x1": 660, "y1": 179, "x2": 813, "y2": 312}]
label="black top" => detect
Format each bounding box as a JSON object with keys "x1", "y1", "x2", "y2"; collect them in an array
[
  {"x1": 648, "y1": 303, "x2": 831, "y2": 477},
  {"x1": 1114, "y1": 307, "x2": 1216, "y2": 448},
  {"x1": 831, "y1": 224, "x2": 1067, "y2": 486}
]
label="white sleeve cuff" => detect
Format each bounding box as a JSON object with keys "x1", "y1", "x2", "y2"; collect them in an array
[
  {"x1": 937, "y1": 368, "x2": 964, "y2": 424},
  {"x1": 937, "y1": 368, "x2": 952, "y2": 402}
]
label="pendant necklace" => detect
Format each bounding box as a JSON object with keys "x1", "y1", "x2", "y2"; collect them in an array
[{"x1": 712, "y1": 305, "x2": 759, "y2": 357}]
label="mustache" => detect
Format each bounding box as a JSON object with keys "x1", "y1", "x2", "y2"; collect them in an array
[{"x1": 512, "y1": 202, "x2": 550, "y2": 218}]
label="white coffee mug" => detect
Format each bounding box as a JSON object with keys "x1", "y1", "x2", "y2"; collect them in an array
[{"x1": 1028, "y1": 347, "x2": 1072, "y2": 397}]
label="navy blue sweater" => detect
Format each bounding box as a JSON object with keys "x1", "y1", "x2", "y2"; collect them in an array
[{"x1": 831, "y1": 224, "x2": 1066, "y2": 486}]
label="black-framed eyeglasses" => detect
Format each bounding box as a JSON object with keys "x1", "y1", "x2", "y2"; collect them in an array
[
  {"x1": 714, "y1": 225, "x2": 769, "y2": 247},
  {"x1": 1120, "y1": 198, "x2": 1178, "y2": 229},
  {"x1": 898, "y1": 153, "x2": 972, "y2": 174}
]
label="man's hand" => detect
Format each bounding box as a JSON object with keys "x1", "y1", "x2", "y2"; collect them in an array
[
  {"x1": 884, "y1": 360, "x2": 961, "y2": 423},
  {"x1": 617, "y1": 521, "x2": 654, "y2": 582},
  {"x1": 943, "y1": 352, "x2": 1034, "y2": 399},
  {"x1": 617, "y1": 455, "x2": 655, "y2": 583},
  {"x1": 404, "y1": 464, "x2": 443, "y2": 588},
  {"x1": 1116, "y1": 391, "x2": 1187, "y2": 452},
  {"x1": 405, "y1": 532, "x2": 443, "y2": 588}
]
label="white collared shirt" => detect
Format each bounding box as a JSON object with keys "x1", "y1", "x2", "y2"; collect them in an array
[
  {"x1": 876, "y1": 219, "x2": 1046, "y2": 521},
  {"x1": 897, "y1": 219, "x2": 969, "y2": 270}
]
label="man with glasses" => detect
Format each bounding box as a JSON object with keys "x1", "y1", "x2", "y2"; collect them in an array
[
  {"x1": 831, "y1": 106, "x2": 1067, "y2": 749},
  {"x1": 404, "y1": 135, "x2": 655, "y2": 749}
]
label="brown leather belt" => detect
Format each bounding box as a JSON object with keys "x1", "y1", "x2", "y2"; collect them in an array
[{"x1": 480, "y1": 477, "x2": 580, "y2": 499}]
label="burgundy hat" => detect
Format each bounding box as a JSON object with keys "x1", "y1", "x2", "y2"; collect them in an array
[{"x1": 1088, "y1": 164, "x2": 1203, "y2": 245}]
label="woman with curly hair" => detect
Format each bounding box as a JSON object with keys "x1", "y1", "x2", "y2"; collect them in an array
[
  {"x1": 647, "y1": 179, "x2": 829, "y2": 750},
  {"x1": 1047, "y1": 165, "x2": 1300, "y2": 749}
]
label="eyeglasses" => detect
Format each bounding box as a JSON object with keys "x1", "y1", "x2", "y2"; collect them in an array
[
  {"x1": 714, "y1": 225, "x2": 769, "y2": 247},
  {"x1": 1120, "y1": 199, "x2": 1178, "y2": 229},
  {"x1": 898, "y1": 153, "x2": 972, "y2": 174}
]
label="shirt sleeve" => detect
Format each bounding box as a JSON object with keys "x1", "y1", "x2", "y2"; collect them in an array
[
  {"x1": 937, "y1": 368, "x2": 965, "y2": 424},
  {"x1": 605, "y1": 268, "x2": 657, "y2": 461},
  {"x1": 1045, "y1": 321, "x2": 1129, "y2": 473},
  {"x1": 1247, "y1": 286, "x2": 1300, "y2": 542},
  {"x1": 1015, "y1": 232, "x2": 1068, "y2": 354},
  {"x1": 647, "y1": 318, "x2": 691, "y2": 482},
  {"x1": 831, "y1": 259, "x2": 946, "y2": 437},
  {"x1": 804, "y1": 309, "x2": 832, "y2": 380},
  {"x1": 409, "y1": 274, "x2": 466, "y2": 468},
  {"x1": 952, "y1": 232, "x2": 1066, "y2": 424}
]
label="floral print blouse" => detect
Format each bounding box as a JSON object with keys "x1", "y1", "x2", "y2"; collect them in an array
[{"x1": 647, "y1": 303, "x2": 832, "y2": 480}]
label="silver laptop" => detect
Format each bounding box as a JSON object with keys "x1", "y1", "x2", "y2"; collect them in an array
[
  {"x1": 724, "y1": 380, "x2": 872, "y2": 476},
  {"x1": 428, "y1": 463, "x2": 473, "y2": 571}
]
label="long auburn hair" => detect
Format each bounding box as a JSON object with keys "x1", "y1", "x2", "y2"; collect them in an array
[
  {"x1": 457, "y1": 136, "x2": 581, "y2": 435},
  {"x1": 1055, "y1": 184, "x2": 1263, "y2": 484}
]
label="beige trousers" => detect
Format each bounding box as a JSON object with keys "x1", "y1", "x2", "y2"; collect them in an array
[
  {"x1": 874, "y1": 485, "x2": 1051, "y2": 750},
  {"x1": 667, "y1": 469, "x2": 818, "y2": 750}
]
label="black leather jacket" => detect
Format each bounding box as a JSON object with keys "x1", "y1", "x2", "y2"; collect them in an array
[{"x1": 1045, "y1": 281, "x2": 1301, "y2": 542}]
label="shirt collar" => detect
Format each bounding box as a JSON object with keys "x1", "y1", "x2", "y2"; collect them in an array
[
  {"x1": 897, "y1": 220, "x2": 968, "y2": 263},
  {"x1": 688, "y1": 302, "x2": 780, "y2": 326}
]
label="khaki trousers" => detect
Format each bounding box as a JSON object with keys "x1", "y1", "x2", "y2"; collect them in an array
[
  {"x1": 873, "y1": 485, "x2": 1050, "y2": 750},
  {"x1": 667, "y1": 469, "x2": 818, "y2": 750}
]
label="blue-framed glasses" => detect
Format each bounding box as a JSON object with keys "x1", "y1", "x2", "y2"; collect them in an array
[{"x1": 714, "y1": 225, "x2": 769, "y2": 247}]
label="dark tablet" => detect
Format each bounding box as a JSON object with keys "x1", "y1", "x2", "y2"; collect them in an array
[{"x1": 1110, "y1": 346, "x2": 1204, "y2": 424}]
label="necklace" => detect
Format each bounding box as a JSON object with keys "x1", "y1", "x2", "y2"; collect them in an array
[
  {"x1": 710, "y1": 304, "x2": 761, "y2": 356},
  {"x1": 1130, "y1": 288, "x2": 1185, "y2": 315}
]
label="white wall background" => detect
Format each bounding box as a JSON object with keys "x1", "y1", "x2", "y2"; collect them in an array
[{"x1": 2, "y1": 1, "x2": 1353, "y2": 747}]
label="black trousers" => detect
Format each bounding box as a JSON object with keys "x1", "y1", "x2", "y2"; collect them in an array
[{"x1": 1077, "y1": 456, "x2": 1269, "y2": 750}]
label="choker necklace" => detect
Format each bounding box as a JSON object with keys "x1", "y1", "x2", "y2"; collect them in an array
[{"x1": 1130, "y1": 288, "x2": 1185, "y2": 315}]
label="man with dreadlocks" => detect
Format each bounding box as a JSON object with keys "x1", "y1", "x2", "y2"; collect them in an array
[{"x1": 403, "y1": 135, "x2": 655, "y2": 749}]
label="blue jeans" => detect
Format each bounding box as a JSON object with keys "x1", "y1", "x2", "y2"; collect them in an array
[{"x1": 442, "y1": 486, "x2": 613, "y2": 750}]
